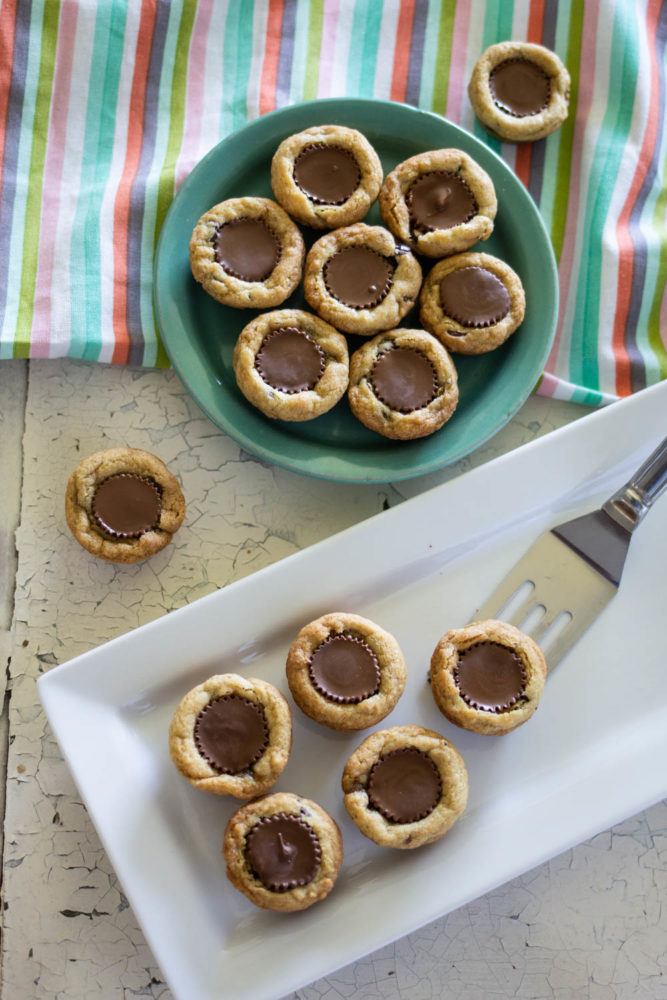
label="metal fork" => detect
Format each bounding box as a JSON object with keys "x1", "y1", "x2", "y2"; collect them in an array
[{"x1": 472, "y1": 435, "x2": 667, "y2": 669}]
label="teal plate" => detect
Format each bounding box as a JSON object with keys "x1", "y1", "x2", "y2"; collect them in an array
[{"x1": 154, "y1": 98, "x2": 558, "y2": 484}]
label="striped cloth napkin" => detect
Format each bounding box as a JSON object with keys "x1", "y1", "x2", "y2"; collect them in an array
[{"x1": 1, "y1": 0, "x2": 665, "y2": 406}]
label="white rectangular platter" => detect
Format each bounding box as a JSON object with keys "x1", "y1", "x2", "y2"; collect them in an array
[{"x1": 38, "y1": 381, "x2": 667, "y2": 1000}]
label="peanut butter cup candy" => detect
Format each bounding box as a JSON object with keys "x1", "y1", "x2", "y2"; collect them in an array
[
  {"x1": 286, "y1": 612, "x2": 407, "y2": 731},
  {"x1": 420, "y1": 251, "x2": 526, "y2": 355},
  {"x1": 430, "y1": 620, "x2": 547, "y2": 735},
  {"x1": 378, "y1": 149, "x2": 497, "y2": 258},
  {"x1": 342, "y1": 725, "x2": 468, "y2": 849},
  {"x1": 348, "y1": 327, "x2": 459, "y2": 440},
  {"x1": 468, "y1": 42, "x2": 570, "y2": 142},
  {"x1": 65, "y1": 447, "x2": 185, "y2": 564},
  {"x1": 271, "y1": 124, "x2": 383, "y2": 230},
  {"x1": 189, "y1": 197, "x2": 305, "y2": 309},
  {"x1": 169, "y1": 674, "x2": 292, "y2": 797},
  {"x1": 303, "y1": 223, "x2": 422, "y2": 336},
  {"x1": 232, "y1": 308, "x2": 349, "y2": 421},
  {"x1": 223, "y1": 792, "x2": 343, "y2": 911}
]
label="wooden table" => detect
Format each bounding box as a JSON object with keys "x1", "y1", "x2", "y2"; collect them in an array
[{"x1": 2, "y1": 358, "x2": 665, "y2": 999}]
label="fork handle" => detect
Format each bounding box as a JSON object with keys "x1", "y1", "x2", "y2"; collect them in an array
[{"x1": 602, "y1": 435, "x2": 667, "y2": 532}]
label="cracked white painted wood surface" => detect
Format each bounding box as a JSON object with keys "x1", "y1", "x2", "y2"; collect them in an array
[{"x1": 2, "y1": 359, "x2": 666, "y2": 1000}]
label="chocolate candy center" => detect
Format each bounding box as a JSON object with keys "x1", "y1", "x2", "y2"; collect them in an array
[
  {"x1": 367, "y1": 748, "x2": 441, "y2": 823},
  {"x1": 293, "y1": 144, "x2": 361, "y2": 205},
  {"x1": 194, "y1": 696, "x2": 268, "y2": 774},
  {"x1": 245, "y1": 814, "x2": 321, "y2": 892},
  {"x1": 92, "y1": 473, "x2": 161, "y2": 538},
  {"x1": 214, "y1": 218, "x2": 280, "y2": 281},
  {"x1": 370, "y1": 347, "x2": 437, "y2": 413},
  {"x1": 255, "y1": 327, "x2": 325, "y2": 393},
  {"x1": 308, "y1": 634, "x2": 381, "y2": 704},
  {"x1": 407, "y1": 172, "x2": 476, "y2": 232},
  {"x1": 323, "y1": 246, "x2": 393, "y2": 309},
  {"x1": 490, "y1": 59, "x2": 550, "y2": 117},
  {"x1": 439, "y1": 266, "x2": 511, "y2": 328},
  {"x1": 455, "y1": 642, "x2": 526, "y2": 712}
]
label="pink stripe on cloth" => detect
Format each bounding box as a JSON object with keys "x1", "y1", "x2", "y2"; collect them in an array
[
  {"x1": 175, "y1": 0, "x2": 213, "y2": 193},
  {"x1": 31, "y1": 0, "x2": 78, "y2": 358},
  {"x1": 536, "y1": 371, "x2": 561, "y2": 397},
  {"x1": 545, "y1": 0, "x2": 601, "y2": 376},
  {"x1": 446, "y1": 2, "x2": 472, "y2": 123},
  {"x1": 317, "y1": 0, "x2": 339, "y2": 98}
]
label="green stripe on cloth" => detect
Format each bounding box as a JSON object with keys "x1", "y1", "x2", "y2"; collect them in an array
[
  {"x1": 14, "y1": 0, "x2": 59, "y2": 358},
  {"x1": 72, "y1": 0, "x2": 126, "y2": 360},
  {"x1": 346, "y1": 0, "x2": 382, "y2": 98},
  {"x1": 550, "y1": 1, "x2": 582, "y2": 262},
  {"x1": 569, "y1": 0, "x2": 638, "y2": 391},
  {"x1": 303, "y1": 0, "x2": 324, "y2": 100},
  {"x1": 429, "y1": 2, "x2": 455, "y2": 116}
]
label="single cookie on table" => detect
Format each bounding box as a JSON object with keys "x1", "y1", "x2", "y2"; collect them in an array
[
  {"x1": 65, "y1": 447, "x2": 185, "y2": 564},
  {"x1": 419, "y1": 251, "x2": 526, "y2": 355},
  {"x1": 169, "y1": 673, "x2": 292, "y2": 798},
  {"x1": 286, "y1": 612, "x2": 407, "y2": 731},
  {"x1": 429, "y1": 620, "x2": 548, "y2": 736},
  {"x1": 378, "y1": 149, "x2": 497, "y2": 258},
  {"x1": 232, "y1": 309, "x2": 349, "y2": 421},
  {"x1": 347, "y1": 327, "x2": 459, "y2": 440},
  {"x1": 303, "y1": 223, "x2": 422, "y2": 336},
  {"x1": 468, "y1": 41, "x2": 570, "y2": 142},
  {"x1": 342, "y1": 725, "x2": 468, "y2": 849},
  {"x1": 223, "y1": 792, "x2": 343, "y2": 912},
  {"x1": 189, "y1": 197, "x2": 305, "y2": 309},
  {"x1": 271, "y1": 124, "x2": 383, "y2": 230}
]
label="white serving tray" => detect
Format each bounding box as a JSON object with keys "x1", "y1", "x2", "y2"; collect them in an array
[{"x1": 39, "y1": 381, "x2": 667, "y2": 1000}]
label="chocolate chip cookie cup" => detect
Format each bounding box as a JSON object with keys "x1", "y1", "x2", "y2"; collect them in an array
[
  {"x1": 223, "y1": 792, "x2": 343, "y2": 912},
  {"x1": 429, "y1": 620, "x2": 548, "y2": 736},
  {"x1": 189, "y1": 196, "x2": 305, "y2": 309},
  {"x1": 378, "y1": 149, "x2": 497, "y2": 258},
  {"x1": 419, "y1": 252, "x2": 526, "y2": 355},
  {"x1": 286, "y1": 612, "x2": 407, "y2": 731},
  {"x1": 468, "y1": 42, "x2": 570, "y2": 142},
  {"x1": 232, "y1": 309, "x2": 349, "y2": 421},
  {"x1": 303, "y1": 223, "x2": 422, "y2": 336},
  {"x1": 168, "y1": 674, "x2": 292, "y2": 798},
  {"x1": 65, "y1": 447, "x2": 186, "y2": 564},
  {"x1": 347, "y1": 328, "x2": 459, "y2": 441},
  {"x1": 342, "y1": 725, "x2": 468, "y2": 849},
  {"x1": 271, "y1": 124, "x2": 383, "y2": 230}
]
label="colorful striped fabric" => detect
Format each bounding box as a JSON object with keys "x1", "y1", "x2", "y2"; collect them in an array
[{"x1": 1, "y1": 0, "x2": 665, "y2": 405}]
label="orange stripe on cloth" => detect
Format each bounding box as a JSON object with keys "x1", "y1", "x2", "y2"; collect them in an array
[
  {"x1": 390, "y1": 0, "x2": 416, "y2": 103},
  {"x1": 514, "y1": 0, "x2": 546, "y2": 187},
  {"x1": 112, "y1": 0, "x2": 157, "y2": 364},
  {"x1": 259, "y1": 0, "x2": 284, "y2": 116},
  {"x1": 611, "y1": 0, "x2": 662, "y2": 397},
  {"x1": 0, "y1": 0, "x2": 18, "y2": 205}
]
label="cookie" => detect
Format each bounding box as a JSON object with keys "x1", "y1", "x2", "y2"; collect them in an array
[
  {"x1": 223, "y1": 792, "x2": 343, "y2": 911},
  {"x1": 189, "y1": 197, "x2": 305, "y2": 308},
  {"x1": 168, "y1": 673, "x2": 292, "y2": 797},
  {"x1": 271, "y1": 124, "x2": 383, "y2": 230},
  {"x1": 342, "y1": 725, "x2": 468, "y2": 849},
  {"x1": 419, "y1": 251, "x2": 526, "y2": 355},
  {"x1": 232, "y1": 309, "x2": 349, "y2": 421},
  {"x1": 429, "y1": 620, "x2": 548, "y2": 735},
  {"x1": 303, "y1": 223, "x2": 422, "y2": 336},
  {"x1": 347, "y1": 327, "x2": 459, "y2": 440},
  {"x1": 286, "y1": 612, "x2": 407, "y2": 731},
  {"x1": 468, "y1": 42, "x2": 570, "y2": 142},
  {"x1": 65, "y1": 447, "x2": 186, "y2": 564},
  {"x1": 378, "y1": 149, "x2": 497, "y2": 258}
]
